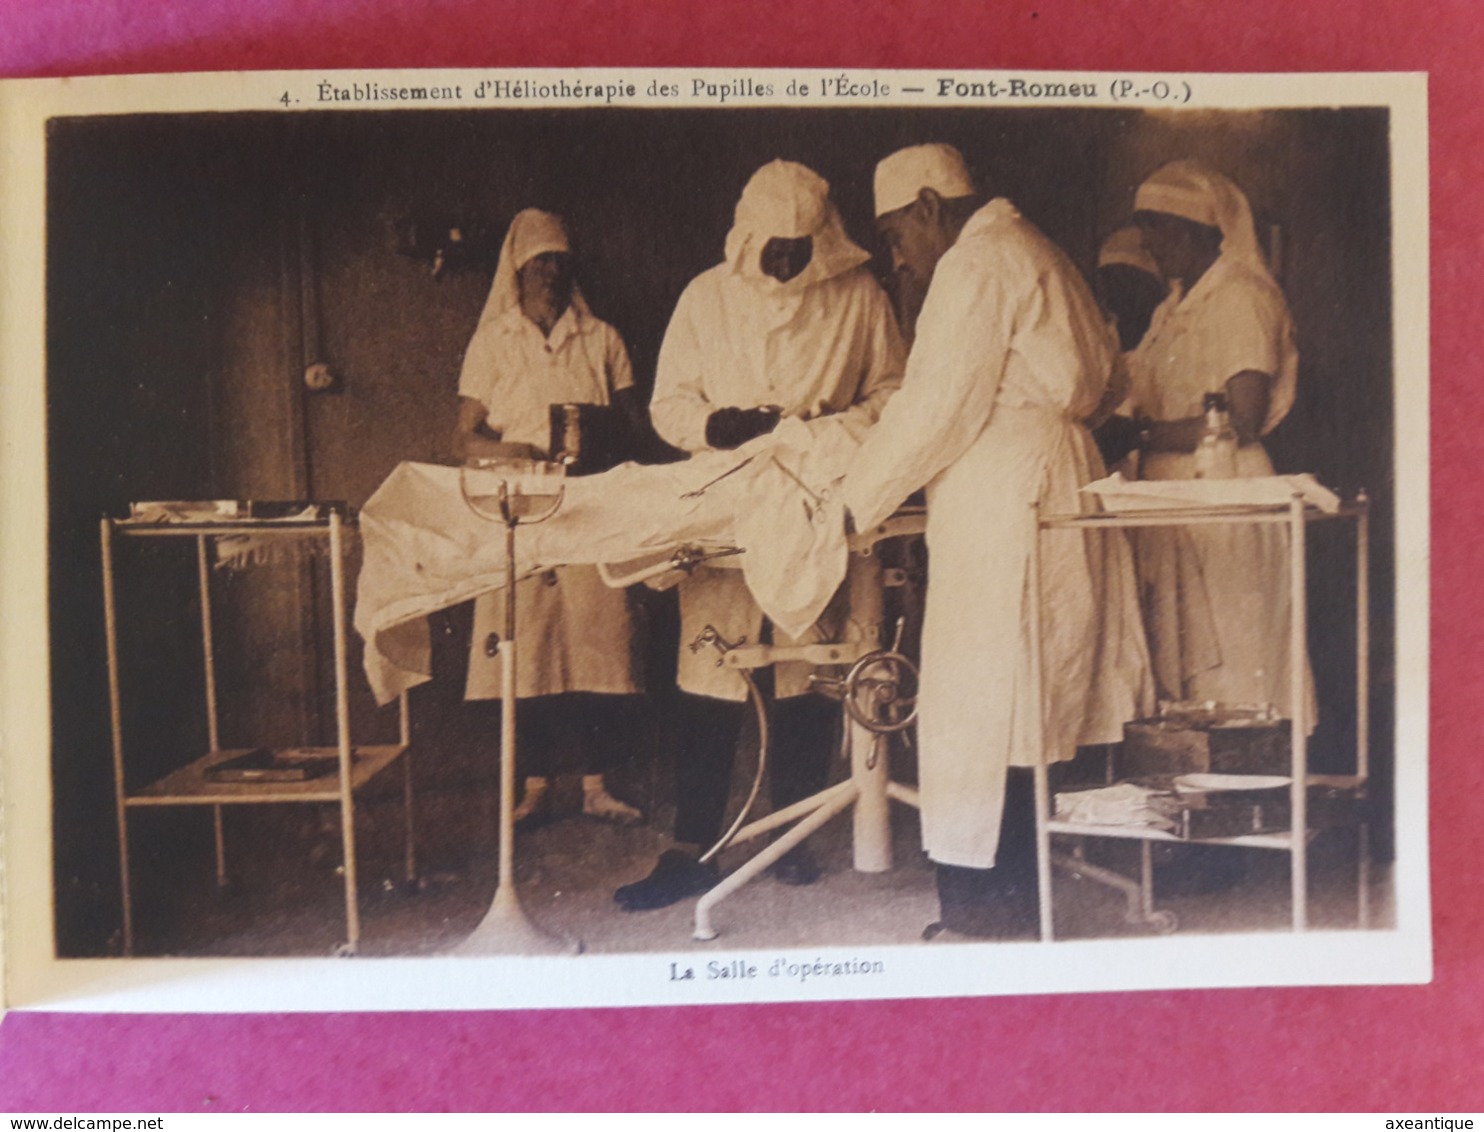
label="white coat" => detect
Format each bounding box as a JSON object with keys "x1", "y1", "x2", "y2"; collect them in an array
[
  {"x1": 650, "y1": 261, "x2": 904, "y2": 700},
  {"x1": 842, "y1": 199, "x2": 1153, "y2": 868}
]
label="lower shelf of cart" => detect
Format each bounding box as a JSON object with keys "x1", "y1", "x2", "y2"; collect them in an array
[
  {"x1": 125, "y1": 745, "x2": 408, "y2": 806},
  {"x1": 1046, "y1": 775, "x2": 1367, "y2": 850}
]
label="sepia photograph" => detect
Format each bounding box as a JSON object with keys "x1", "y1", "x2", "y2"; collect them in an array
[{"x1": 0, "y1": 68, "x2": 1430, "y2": 1011}]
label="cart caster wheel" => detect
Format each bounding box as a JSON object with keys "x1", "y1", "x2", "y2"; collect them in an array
[
  {"x1": 1147, "y1": 910, "x2": 1179, "y2": 935},
  {"x1": 332, "y1": 942, "x2": 358, "y2": 958}
]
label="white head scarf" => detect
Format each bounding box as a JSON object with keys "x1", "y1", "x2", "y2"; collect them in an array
[
  {"x1": 478, "y1": 208, "x2": 590, "y2": 325},
  {"x1": 873, "y1": 144, "x2": 977, "y2": 218},
  {"x1": 1134, "y1": 161, "x2": 1296, "y2": 434},
  {"x1": 1134, "y1": 161, "x2": 1269, "y2": 278},
  {"x1": 723, "y1": 160, "x2": 869, "y2": 291},
  {"x1": 1098, "y1": 224, "x2": 1162, "y2": 279}
]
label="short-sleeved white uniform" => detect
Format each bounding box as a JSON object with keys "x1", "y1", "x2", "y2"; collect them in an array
[
  {"x1": 1128, "y1": 253, "x2": 1313, "y2": 720},
  {"x1": 459, "y1": 304, "x2": 642, "y2": 699}
]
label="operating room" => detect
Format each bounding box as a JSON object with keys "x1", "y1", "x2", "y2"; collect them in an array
[{"x1": 42, "y1": 103, "x2": 1397, "y2": 958}]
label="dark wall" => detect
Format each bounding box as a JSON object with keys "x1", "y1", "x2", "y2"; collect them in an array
[
  {"x1": 47, "y1": 106, "x2": 1395, "y2": 954},
  {"x1": 47, "y1": 116, "x2": 279, "y2": 952},
  {"x1": 284, "y1": 107, "x2": 1108, "y2": 509}
]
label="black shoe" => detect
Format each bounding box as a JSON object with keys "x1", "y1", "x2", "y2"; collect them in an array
[
  {"x1": 930, "y1": 862, "x2": 1038, "y2": 940},
  {"x1": 614, "y1": 850, "x2": 718, "y2": 911},
  {"x1": 770, "y1": 844, "x2": 822, "y2": 886}
]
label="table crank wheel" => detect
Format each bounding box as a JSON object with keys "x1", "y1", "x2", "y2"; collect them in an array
[{"x1": 840, "y1": 649, "x2": 919, "y2": 734}]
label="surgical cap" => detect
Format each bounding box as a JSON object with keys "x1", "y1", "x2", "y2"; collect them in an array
[
  {"x1": 873, "y1": 144, "x2": 977, "y2": 218},
  {"x1": 724, "y1": 159, "x2": 869, "y2": 287}
]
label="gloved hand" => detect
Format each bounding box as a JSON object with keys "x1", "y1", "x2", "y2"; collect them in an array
[
  {"x1": 1091, "y1": 414, "x2": 1143, "y2": 469},
  {"x1": 705, "y1": 406, "x2": 781, "y2": 450}
]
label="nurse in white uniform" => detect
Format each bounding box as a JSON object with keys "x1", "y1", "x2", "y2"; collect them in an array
[
  {"x1": 453, "y1": 209, "x2": 644, "y2": 825},
  {"x1": 1126, "y1": 161, "x2": 1313, "y2": 722}
]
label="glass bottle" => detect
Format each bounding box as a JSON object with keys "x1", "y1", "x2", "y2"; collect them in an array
[{"x1": 1193, "y1": 391, "x2": 1239, "y2": 479}]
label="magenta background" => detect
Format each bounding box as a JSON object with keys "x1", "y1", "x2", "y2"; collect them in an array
[{"x1": 2, "y1": 0, "x2": 1480, "y2": 1112}]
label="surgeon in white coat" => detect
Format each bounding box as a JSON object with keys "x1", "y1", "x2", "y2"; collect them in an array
[
  {"x1": 614, "y1": 159, "x2": 904, "y2": 911},
  {"x1": 840, "y1": 145, "x2": 1152, "y2": 937}
]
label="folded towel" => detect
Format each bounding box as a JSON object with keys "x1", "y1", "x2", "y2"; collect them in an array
[{"x1": 1054, "y1": 782, "x2": 1179, "y2": 830}]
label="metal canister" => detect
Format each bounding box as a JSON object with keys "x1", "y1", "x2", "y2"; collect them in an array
[{"x1": 550, "y1": 402, "x2": 583, "y2": 467}]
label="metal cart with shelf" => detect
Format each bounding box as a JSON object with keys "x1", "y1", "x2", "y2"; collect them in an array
[
  {"x1": 100, "y1": 507, "x2": 415, "y2": 956},
  {"x1": 1028, "y1": 492, "x2": 1371, "y2": 940}
]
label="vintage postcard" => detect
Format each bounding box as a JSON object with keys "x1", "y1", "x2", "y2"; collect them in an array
[{"x1": 0, "y1": 68, "x2": 1429, "y2": 1012}]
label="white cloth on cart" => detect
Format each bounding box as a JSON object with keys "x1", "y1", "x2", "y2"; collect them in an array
[
  {"x1": 354, "y1": 418, "x2": 853, "y2": 705},
  {"x1": 1082, "y1": 472, "x2": 1340, "y2": 512}
]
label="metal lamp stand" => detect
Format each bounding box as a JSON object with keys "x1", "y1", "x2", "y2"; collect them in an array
[{"x1": 455, "y1": 476, "x2": 579, "y2": 956}]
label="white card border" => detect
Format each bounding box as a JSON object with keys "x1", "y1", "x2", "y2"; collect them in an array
[{"x1": 0, "y1": 67, "x2": 1431, "y2": 1012}]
